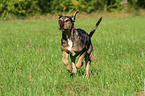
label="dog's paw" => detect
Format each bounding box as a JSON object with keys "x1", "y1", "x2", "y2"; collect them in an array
[
  {"x1": 66, "y1": 66, "x2": 72, "y2": 73},
  {"x1": 72, "y1": 67, "x2": 77, "y2": 73},
  {"x1": 72, "y1": 52, "x2": 76, "y2": 56}
]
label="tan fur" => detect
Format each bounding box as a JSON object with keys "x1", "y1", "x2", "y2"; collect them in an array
[
  {"x1": 86, "y1": 61, "x2": 90, "y2": 76},
  {"x1": 76, "y1": 52, "x2": 86, "y2": 68}
]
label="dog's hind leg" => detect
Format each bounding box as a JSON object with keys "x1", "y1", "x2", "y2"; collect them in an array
[
  {"x1": 85, "y1": 54, "x2": 91, "y2": 76},
  {"x1": 62, "y1": 51, "x2": 72, "y2": 72},
  {"x1": 85, "y1": 44, "x2": 93, "y2": 76},
  {"x1": 85, "y1": 50, "x2": 93, "y2": 76},
  {"x1": 86, "y1": 60, "x2": 90, "y2": 76},
  {"x1": 76, "y1": 52, "x2": 86, "y2": 68}
]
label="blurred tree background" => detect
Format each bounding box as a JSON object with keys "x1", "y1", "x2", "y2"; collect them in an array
[{"x1": 0, "y1": 0, "x2": 145, "y2": 18}]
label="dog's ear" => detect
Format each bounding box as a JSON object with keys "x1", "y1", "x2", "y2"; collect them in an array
[
  {"x1": 58, "y1": 13, "x2": 63, "y2": 18},
  {"x1": 72, "y1": 10, "x2": 79, "y2": 22}
]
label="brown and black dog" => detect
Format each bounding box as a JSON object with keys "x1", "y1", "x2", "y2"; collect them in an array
[{"x1": 58, "y1": 11, "x2": 102, "y2": 76}]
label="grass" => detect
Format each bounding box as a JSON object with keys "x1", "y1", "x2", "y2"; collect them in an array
[{"x1": 0, "y1": 15, "x2": 145, "y2": 96}]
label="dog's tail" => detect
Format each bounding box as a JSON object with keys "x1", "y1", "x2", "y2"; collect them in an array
[{"x1": 89, "y1": 16, "x2": 103, "y2": 37}]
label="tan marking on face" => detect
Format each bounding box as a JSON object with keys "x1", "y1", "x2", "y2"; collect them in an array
[
  {"x1": 59, "y1": 18, "x2": 63, "y2": 24},
  {"x1": 59, "y1": 17, "x2": 63, "y2": 21},
  {"x1": 59, "y1": 17, "x2": 72, "y2": 30},
  {"x1": 64, "y1": 18, "x2": 72, "y2": 29}
]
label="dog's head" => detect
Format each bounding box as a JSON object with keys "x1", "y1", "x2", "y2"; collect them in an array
[{"x1": 58, "y1": 11, "x2": 79, "y2": 31}]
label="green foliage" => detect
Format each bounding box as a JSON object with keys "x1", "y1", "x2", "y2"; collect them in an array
[
  {"x1": 0, "y1": 0, "x2": 39, "y2": 18},
  {"x1": 95, "y1": 0, "x2": 124, "y2": 11},
  {"x1": 137, "y1": 0, "x2": 145, "y2": 8},
  {"x1": 71, "y1": 0, "x2": 96, "y2": 13},
  {"x1": 128, "y1": 0, "x2": 145, "y2": 9},
  {"x1": 0, "y1": 0, "x2": 145, "y2": 18}
]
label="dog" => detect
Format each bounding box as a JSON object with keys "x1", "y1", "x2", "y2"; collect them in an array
[{"x1": 58, "y1": 11, "x2": 102, "y2": 76}]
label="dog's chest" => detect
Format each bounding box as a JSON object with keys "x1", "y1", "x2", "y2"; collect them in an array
[
  {"x1": 67, "y1": 38, "x2": 73, "y2": 52},
  {"x1": 67, "y1": 38, "x2": 72, "y2": 47}
]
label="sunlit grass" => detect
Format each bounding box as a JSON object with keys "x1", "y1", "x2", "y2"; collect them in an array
[{"x1": 0, "y1": 16, "x2": 145, "y2": 95}]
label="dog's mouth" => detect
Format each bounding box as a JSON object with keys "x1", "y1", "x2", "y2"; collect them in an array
[
  {"x1": 59, "y1": 26, "x2": 65, "y2": 31},
  {"x1": 59, "y1": 25, "x2": 69, "y2": 31}
]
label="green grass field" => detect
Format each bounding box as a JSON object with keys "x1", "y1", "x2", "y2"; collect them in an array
[{"x1": 0, "y1": 16, "x2": 145, "y2": 96}]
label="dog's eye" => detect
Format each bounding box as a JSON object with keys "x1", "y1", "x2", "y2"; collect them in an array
[{"x1": 59, "y1": 20, "x2": 62, "y2": 23}]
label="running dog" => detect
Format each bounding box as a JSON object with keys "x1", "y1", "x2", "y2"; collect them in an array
[{"x1": 58, "y1": 11, "x2": 102, "y2": 76}]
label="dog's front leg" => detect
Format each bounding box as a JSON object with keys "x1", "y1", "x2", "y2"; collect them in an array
[
  {"x1": 76, "y1": 52, "x2": 86, "y2": 68},
  {"x1": 62, "y1": 51, "x2": 72, "y2": 72},
  {"x1": 70, "y1": 55, "x2": 77, "y2": 73}
]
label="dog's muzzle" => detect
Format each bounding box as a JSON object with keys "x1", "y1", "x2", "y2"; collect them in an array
[
  {"x1": 59, "y1": 21, "x2": 72, "y2": 31},
  {"x1": 59, "y1": 23, "x2": 65, "y2": 31},
  {"x1": 60, "y1": 23, "x2": 64, "y2": 27}
]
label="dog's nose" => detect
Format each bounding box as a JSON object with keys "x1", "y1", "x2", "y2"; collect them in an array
[{"x1": 60, "y1": 23, "x2": 64, "y2": 27}]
